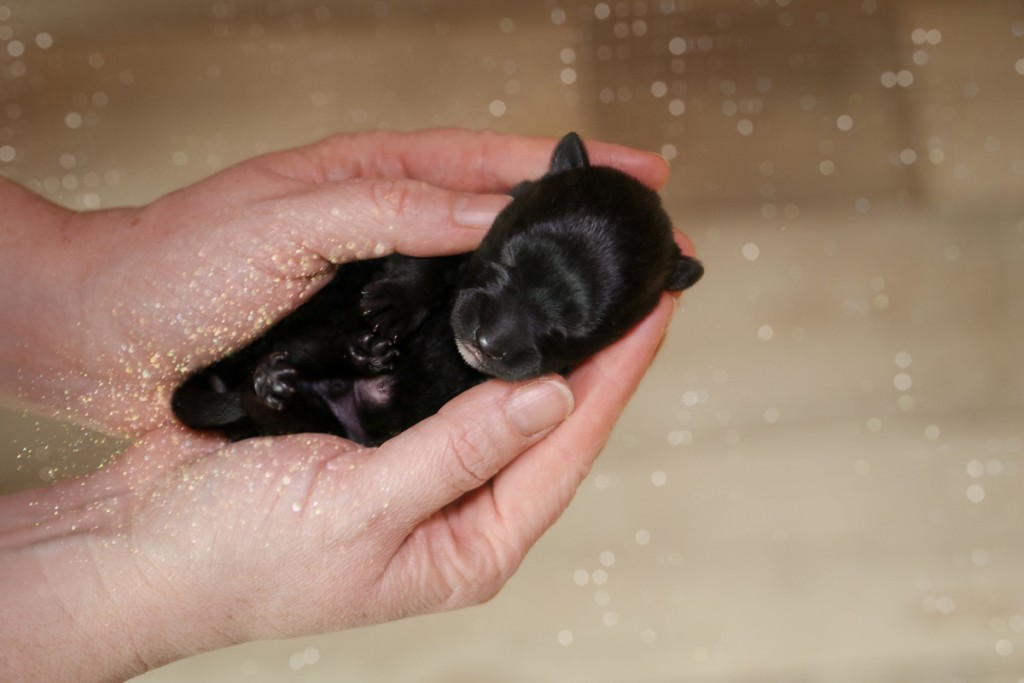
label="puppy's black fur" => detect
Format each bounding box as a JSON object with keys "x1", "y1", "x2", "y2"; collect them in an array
[{"x1": 172, "y1": 133, "x2": 703, "y2": 445}]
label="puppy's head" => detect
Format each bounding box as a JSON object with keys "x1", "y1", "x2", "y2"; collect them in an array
[
  {"x1": 451, "y1": 133, "x2": 596, "y2": 380},
  {"x1": 450, "y1": 131, "x2": 704, "y2": 380}
]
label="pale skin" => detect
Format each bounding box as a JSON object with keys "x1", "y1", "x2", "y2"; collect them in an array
[{"x1": 0, "y1": 129, "x2": 693, "y2": 682}]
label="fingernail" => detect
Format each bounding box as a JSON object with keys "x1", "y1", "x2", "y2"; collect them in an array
[
  {"x1": 504, "y1": 379, "x2": 575, "y2": 437},
  {"x1": 454, "y1": 194, "x2": 511, "y2": 228}
]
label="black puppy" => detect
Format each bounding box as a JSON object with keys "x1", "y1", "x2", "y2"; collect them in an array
[{"x1": 172, "y1": 133, "x2": 703, "y2": 445}]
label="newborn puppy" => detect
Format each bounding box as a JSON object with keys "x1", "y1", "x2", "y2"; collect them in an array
[{"x1": 172, "y1": 133, "x2": 703, "y2": 445}]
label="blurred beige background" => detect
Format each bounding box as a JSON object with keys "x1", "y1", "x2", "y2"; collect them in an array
[{"x1": 2, "y1": 0, "x2": 1023, "y2": 681}]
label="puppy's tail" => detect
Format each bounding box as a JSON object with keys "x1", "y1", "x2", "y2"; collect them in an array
[{"x1": 171, "y1": 379, "x2": 247, "y2": 429}]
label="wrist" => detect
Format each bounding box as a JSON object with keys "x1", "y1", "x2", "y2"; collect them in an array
[
  {"x1": 0, "y1": 180, "x2": 78, "y2": 410},
  {"x1": 0, "y1": 180, "x2": 143, "y2": 430},
  {"x1": 0, "y1": 478, "x2": 235, "y2": 682},
  {"x1": 0, "y1": 482, "x2": 148, "y2": 682}
]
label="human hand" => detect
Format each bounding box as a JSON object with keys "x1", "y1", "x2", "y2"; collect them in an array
[{"x1": 1, "y1": 293, "x2": 677, "y2": 682}]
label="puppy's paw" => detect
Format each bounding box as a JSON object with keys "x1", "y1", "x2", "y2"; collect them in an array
[
  {"x1": 253, "y1": 351, "x2": 298, "y2": 411},
  {"x1": 349, "y1": 330, "x2": 399, "y2": 373},
  {"x1": 360, "y1": 278, "x2": 424, "y2": 343}
]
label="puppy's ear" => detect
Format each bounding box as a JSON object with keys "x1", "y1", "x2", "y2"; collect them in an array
[
  {"x1": 667, "y1": 254, "x2": 705, "y2": 291},
  {"x1": 549, "y1": 132, "x2": 590, "y2": 174}
]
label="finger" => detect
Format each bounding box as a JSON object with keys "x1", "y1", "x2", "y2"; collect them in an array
[
  {"x1": 485, "y1": 295, "x2": 676, "y2": 547},
  {"x1": 366, "y1": 376, "x2": 575, "y2": 532},
  {"x1": 267, "y1": 178, "x2": 512, "y2": 266},
  {"x1": 675, "y1": 226, "x2": 698, "y2": 258},
  {"x1": 294, "y1": 129, "x2": 671, "y2": 193}
]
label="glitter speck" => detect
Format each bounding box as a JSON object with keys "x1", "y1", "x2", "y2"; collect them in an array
[
  {"x1": 966, "y1": 484, "x2": 986, "y2": 503},
  {"x1": 488, "y1": 99, "x2": 507, "y2": 117}
]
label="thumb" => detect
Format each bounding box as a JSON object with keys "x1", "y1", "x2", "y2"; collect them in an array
[
  {"x1": 371, "y1": 377, "x2": 575, "y2": 530},
  {"x1": 270, "y1": 178, "x2": 512, "y2": 267}
]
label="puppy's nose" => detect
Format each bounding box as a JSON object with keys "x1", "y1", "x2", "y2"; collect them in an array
[{"x1": 475, "y1": 329, "x2": 507, "y2": 360}]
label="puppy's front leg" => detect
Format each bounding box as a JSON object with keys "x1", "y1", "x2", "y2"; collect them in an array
[{"x1": 351, "y1": 254, "x2": 467, "y2": 372}]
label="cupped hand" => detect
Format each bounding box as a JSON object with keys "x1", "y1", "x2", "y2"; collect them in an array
[{"x1": 1, "y1": 291, "x2": 676, "y2": 682}]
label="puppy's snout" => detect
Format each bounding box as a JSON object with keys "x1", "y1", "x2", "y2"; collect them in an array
[
  {"x1": 452, "y1": 281, "x2": 544, "y2": 380},
  {"x1": 474, "y1": 329, "x2": 507, "y2": 360}
]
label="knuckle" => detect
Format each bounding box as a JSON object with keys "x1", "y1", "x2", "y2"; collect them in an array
[
  {"x1": 368, "y1": 179, "x2": 426, "y2": 222},
  {"x1": 437, "y1": 537, "x2": 520, "y2": 611},
  {"x1": 436, "y1": 414, "x2": 502, "y2": 494}
]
